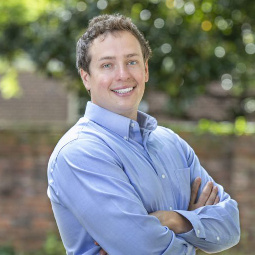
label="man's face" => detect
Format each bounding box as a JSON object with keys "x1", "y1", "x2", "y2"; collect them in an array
[{"x1": 80, "y1": 31, "x2": 149, "y2": 120}]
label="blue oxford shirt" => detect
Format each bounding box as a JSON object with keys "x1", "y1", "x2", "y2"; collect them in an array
[{"x1": 47, "y1": 102, "x2": 240, "y2": 255}]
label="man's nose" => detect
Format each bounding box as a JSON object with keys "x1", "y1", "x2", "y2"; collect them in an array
[{"x1": 116, "y1": 64, "x2": 131, "y2": 80}]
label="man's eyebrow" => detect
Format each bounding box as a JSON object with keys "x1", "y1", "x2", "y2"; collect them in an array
[
  {"x1": 98, "y1": 53, "x2": 140, "y2": 61},
  {"x1": 125, "y1": 53, "x2": 140, "y2": 58},
  {"x1": 98, "y1": 56, "x2": 115, "y2": 61}
]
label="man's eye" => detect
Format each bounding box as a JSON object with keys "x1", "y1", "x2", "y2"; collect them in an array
[
  {"x1": 128, "y1": 61, "x2": 137, "y2": 65},
  {"x1": 103, "y1": 64, "x2": 112, "y2": 68}
]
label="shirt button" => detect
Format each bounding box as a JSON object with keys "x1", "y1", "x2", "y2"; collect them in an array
[
  {"x1": 169, "y1": 206, "x2": 173, "y2": 210},
  {"x1": 131, "y1": 122, "x2": 135, "y2": 128},
  {"x1": 217, "y1": 236, "x2": 220, "y2": 241},
  {"x1": 197, "y1": 229, "x2": 200, "y2": 236},
  {"x1": 161, "y1": 174, "x2": 166, "y2": 179},
  {"x1": 124, "y1": 136, "x2": 128, "y2": 140},
  {"x1": 49, "y1": 179, "x2": 54, "y2": 184},
  {"x1": 50, "y1": 168, "x2": 54, "y2": 173}
]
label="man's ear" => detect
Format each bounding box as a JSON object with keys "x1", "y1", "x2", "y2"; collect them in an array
[
  {"x1": 80, "y1": 69, "x2": 91, "y2": 91},
  {"x1": 145, "y1": 61, "x2": 149, "y2": 82}
]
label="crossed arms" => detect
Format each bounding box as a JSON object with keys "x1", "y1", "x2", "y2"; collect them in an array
[
  {"x1": 150, "y1": 177, "x2": 220, "y2": 234},
  {"x1": 97, "y1": 177, "x2": 221, "y2": 255}
]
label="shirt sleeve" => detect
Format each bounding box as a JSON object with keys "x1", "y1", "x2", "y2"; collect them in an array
[
  {"x1": 48, "y1": 138, "x2": 196, "y2": 255},
  {"x1": 174, "y1": 135, "x2": 240, "y2": 253}
]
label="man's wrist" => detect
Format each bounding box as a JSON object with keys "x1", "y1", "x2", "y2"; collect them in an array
[
  {"x1": 150, "y1": 210, "x2": 193, "y2": 234},
  {"x1": 166, "y1": 211, "x2": 193, "y2": 234}
]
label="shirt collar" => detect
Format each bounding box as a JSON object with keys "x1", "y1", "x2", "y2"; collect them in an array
[
  {"x1": 137, "y1": 110, "x2": 158, "y2": 133},
  {"x1": 84, "y1": 101, "x2": 157, "y2": 139}
]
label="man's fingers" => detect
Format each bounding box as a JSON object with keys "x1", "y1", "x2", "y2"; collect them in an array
[
  {"x1": 197, "y1": 181, "x2": 213, "y2": 206},
  {"x1": 189, "y1": 178, "x2": 220, "y2": 210},
  {"x1": 188, "y1": 177, "x2": 202, "y2": 211},
  {"x1": 190, "y1": 177, "x2": 201, "y2": 204},
  {"x1": 214, "y1": 195, "x2": 220, "y2": 205},
  {"x1": 205, "y1": 185, "x2": 218, "y2": 205}
]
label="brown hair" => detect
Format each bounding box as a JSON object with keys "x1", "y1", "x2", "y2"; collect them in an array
[{"x1": 76, "y1": 14, "x2": 152, "y2": 74}]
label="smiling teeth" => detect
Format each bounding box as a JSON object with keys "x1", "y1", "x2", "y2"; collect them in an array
[{"x1": 113, "y1": 87, "x2": 133, "y2": 94}]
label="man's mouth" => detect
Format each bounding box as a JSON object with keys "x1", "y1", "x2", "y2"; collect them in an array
[{"x1": 112, "y1": 87, "x2": 134, "y2": 94}]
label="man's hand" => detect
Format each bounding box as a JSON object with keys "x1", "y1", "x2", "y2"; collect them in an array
[
  {"x1": 150, "y1": 178, "x2": 220, "y2": 234},
  {"x1": 188, "y1": 177, "x2": 220, "y2": 211}
]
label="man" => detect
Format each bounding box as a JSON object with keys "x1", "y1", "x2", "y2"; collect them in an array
[{"x1": 47, "y1": 14, "x2": 240, "y2": 254}]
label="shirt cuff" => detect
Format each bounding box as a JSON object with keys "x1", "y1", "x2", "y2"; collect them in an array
[{"x1": 174, "y1": 210, "x2": 206, "y2": 239}]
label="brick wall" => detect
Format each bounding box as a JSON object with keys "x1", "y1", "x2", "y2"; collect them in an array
[
  {"x1": 0, "y1": 126, "x2": 254, "y2": 253},
  {"x1": 0, "y1": 126, "x2": 66, "y2": 251}
]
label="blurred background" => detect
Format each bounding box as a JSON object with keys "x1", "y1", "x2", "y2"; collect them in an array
[{"x1": 0, "y1": 0, "x2": 254, "y2": 254}]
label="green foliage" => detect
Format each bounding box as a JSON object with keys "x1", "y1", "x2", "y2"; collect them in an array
[
  {"x1": 0, "y1": 0, "x2": 255, "y2": 118},
  {"x1": 197, "y1": 116, "x2": 255, "y2": 135},
  {"x1": 24, "y1": 232, "x2": 65, "y2": 255},
  {"x1": 0, "y1": 68, "x2": 22, "y2": 99},
  {"x1": 0, "y1": 233, "x2": 65, "y2": 255},
  {"x1": 42, "y1": 232, "x2": 66, "y2": 255},
  {"x1": 163, "y1": 116, "x2": 255, "y2": 135},
  {"x1": 0, "y1": 246, "x2": 16, "y2": 255}
]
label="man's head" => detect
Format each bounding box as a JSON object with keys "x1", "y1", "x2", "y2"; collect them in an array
[
  {"x1": 76, "y1": 14, "x2": 151, "y2": 120},
  {"x1": 76, "y1": 14, "x2": 152, "y2": 74}
]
